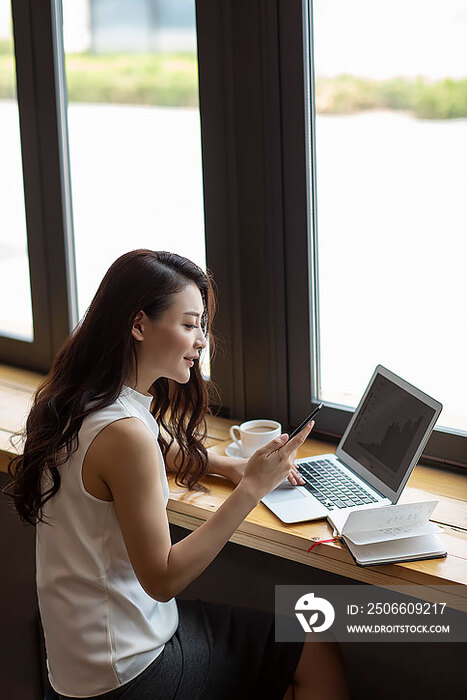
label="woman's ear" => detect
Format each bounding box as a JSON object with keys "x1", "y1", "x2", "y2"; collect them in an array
[{"x1": 131, "y1": 311, "x2": 145, "y2": 341}]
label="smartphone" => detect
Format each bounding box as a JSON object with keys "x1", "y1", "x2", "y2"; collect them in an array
[{"x1": 288, "y1": 403, "x2": 323, "y2": 439}]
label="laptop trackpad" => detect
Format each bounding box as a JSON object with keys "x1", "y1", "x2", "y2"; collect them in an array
[{"x1": 266, "y1": 483, "x2": 307, "y2": 503}]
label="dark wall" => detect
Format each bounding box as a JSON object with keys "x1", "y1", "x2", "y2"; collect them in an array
[{"x1": 0, "y1": 473, "x2": 46, "y2": 700}]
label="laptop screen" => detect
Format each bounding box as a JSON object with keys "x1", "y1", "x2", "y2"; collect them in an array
[{"x1": 340, "y1": 372, "x2": 437, "y2": 492}]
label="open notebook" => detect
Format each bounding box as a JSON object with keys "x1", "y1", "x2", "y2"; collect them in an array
[{"x1": 327, "y1": 501, "x2": 447, "y2": 566}]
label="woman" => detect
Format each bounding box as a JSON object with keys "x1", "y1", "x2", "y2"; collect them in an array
[{"x1": 5, "y1": 250, "x2": 349, "y2": 699}]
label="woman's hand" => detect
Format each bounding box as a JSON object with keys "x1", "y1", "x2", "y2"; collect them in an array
[
  {"x1": 227, "y1": 456, "x2": 305, "y2": 487},
  {"x1": 239, "y1": 421, "x2": 315, "y2": 501}
]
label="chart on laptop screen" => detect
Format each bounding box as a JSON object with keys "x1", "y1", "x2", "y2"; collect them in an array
[{"x1": 341, "y1": 374, "x2": 436, "y2": 491}]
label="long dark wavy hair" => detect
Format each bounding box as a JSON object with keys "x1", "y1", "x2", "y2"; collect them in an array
[{"x1": 3, "y1": 249, "x2": 222, "y2": 526}]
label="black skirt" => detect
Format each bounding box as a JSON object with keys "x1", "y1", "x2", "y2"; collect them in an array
[{"x1": 57, "y1": 597, "x2": 305, "y2": 700}]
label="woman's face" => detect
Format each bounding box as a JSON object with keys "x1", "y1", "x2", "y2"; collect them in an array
[{"x1": 131, "y1": 283, "x2": 208, "y2": 387}]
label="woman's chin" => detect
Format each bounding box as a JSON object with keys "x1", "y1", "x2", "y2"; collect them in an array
[{"x1": 174, "y1": 368, "x2": 192, "y2": 384}]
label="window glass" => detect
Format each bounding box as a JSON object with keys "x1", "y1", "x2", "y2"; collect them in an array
[
  {"x1": 0, "y1": 0, "x2": 33, "y2": 341},
  {"x1": 311, "y1": 0, "x2": 467, "y2": 433},
  {"x1": 62, "y1": 0, "x2": 210, "y2": 376}
]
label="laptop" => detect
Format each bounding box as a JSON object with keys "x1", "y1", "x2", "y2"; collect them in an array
[{"x1": 261, "y1": 365, "x2": 442, "y2": 524}]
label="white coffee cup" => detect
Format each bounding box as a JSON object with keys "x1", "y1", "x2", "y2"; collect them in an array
[{"x1": 229, "y1": 419, "x2": 282, "y2": 458}]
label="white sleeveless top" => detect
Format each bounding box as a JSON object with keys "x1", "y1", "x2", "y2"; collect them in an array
[{"x1": 36, "y1": 385, "x2": 179, "y2": 697}]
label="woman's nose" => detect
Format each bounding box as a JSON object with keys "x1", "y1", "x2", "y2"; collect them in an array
[{"x1": 196, "y1": 328, "x2": 208, "y2": 349}]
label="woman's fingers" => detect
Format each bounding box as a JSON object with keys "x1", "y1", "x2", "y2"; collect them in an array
[
  {"x1": 288, "y1": 466, "x2": 305, "y2": 485},
  {"x1": 282, "y1": 420, "x2": 315, "y2": 456},
  {"x1": 266, "y1": 419, "x2": 315, "y2": 474},
  {"x1": 265, "y1": 419, "x2": 315, "y2": 459},
  {"x1": 282, "y1": 421, "x2": 315, "y2": 484}
]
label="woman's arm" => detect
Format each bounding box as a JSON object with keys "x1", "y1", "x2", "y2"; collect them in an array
[
  {"x1": 98, "y1": 416, "x2": 311, "y2": 603},
  {"x1": 97, "y1": 417, "x2": 261, "y2": 602}
]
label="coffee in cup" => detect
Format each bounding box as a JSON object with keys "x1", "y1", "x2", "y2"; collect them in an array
[{"x1": 229, "y1": 419, "x2": 282, "y2": 457}]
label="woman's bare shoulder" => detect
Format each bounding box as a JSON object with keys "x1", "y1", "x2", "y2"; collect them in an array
[
  {"x1": 91, "y1": 416, "x2": 156, "y2": 456},
  {"x1": 83, "y1": 417, "x2": 159, "y2": 500}
]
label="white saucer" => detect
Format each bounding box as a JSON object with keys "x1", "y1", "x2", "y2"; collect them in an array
[{"x1": 225, "y1": 442, "x2": 246, "y2": 459}]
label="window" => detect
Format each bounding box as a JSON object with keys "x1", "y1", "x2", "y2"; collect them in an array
[
  {"x1": 0, "y1": 0, "x2": 33, "y2": 341},
  {"x1": 309, "y1": 0, "x2": 467, "y2": 435},
  {"x1": 62, "y1": 0, "x2": 210, "y2": 376}
]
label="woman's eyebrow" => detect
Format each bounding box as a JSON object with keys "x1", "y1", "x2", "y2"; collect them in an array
[{"x1": 183, "y1": 311, "x2": 201, "y2": 317}]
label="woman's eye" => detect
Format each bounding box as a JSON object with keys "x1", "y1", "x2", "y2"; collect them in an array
[{"x1": 184, "y1": 324, "x2": 198, "y2": 329}]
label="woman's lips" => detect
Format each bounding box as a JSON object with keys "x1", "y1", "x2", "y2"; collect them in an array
[{"x1": 184, "y1": 358, "x2": 194, "y2": 366}]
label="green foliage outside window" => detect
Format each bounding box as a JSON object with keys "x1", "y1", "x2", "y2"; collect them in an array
[{"x1": 0, "y1": 41, "x2": 465, "y2": 118}]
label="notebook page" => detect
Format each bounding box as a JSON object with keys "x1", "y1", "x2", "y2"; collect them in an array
[
  {"x1": 343, "y1": 533, "x2": 446, "y2": 564},
  {"x1": 346, "y1": 521, "x2": 441, "y2": 545}
]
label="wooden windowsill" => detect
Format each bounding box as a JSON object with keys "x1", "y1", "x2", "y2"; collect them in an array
[{"x1": 1, "y1": 365, "x2": 466, "y2": 610}]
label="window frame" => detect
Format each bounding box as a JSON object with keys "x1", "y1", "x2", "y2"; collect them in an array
[
  {"x1": 301, "y1": 0, "x2": 467, "y2": 471},
  {"x1": 0, "y1": 0, "x2": 77, "y2": 373},
  {"x1": 197, "y1": 0, "x2": 467, "y2": 472}
]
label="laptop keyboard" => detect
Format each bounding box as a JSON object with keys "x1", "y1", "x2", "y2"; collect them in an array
[{"x1": 298, "y1": 458, "x2": 379, "y2": 510}]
